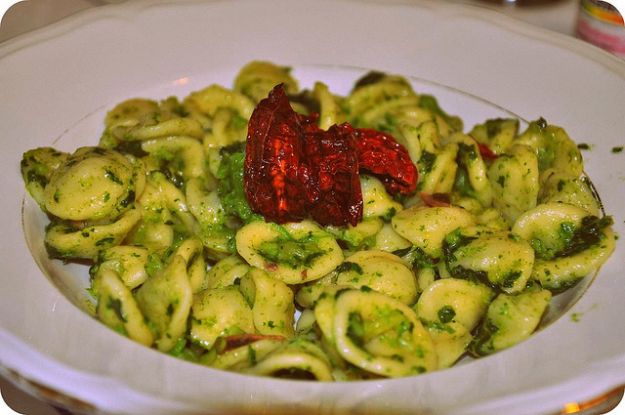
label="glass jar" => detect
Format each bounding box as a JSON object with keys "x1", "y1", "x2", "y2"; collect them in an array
[{"x1": 576, "y1": 0, "x2": 625, "y2": 58}]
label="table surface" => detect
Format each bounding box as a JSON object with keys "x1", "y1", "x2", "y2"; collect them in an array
[{"x1": 0, "y1": 1, "x2": 620, "y2": 414}]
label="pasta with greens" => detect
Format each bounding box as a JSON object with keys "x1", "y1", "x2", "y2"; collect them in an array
[{"x1": 21, "y1": 61, "x2": 615, "y2": 381}]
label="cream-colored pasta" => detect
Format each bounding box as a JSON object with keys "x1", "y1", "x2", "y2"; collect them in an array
[
  {"x1": 469, "y1": 118, "x2": 519, "y2": 155},
  {"x1": 211, "y1": 338, "x2": 285, "y2": 372},
  {"x1": 326, "y1": 217, "x2": 383, "y2": 251},
  {"x1": 335, "y1": 250, "x2": 418, "y2": 305},
  {"x1": 416, "y1": 143, "x2": 459, "y2": 194},
  {"x1": 135, "y1": 254, "x2": 194, "y2": 352},
  {"x1": 446, "y1": 229, "x2": 535, "y2": 293},
  {"x1": 313, "y1": 81, "x2": 345, "y2": 129},
  {"x1": 416, "y1": 278, "x2": 494, "y2": 332},
  {"x1": 360, "y1": 175, "x2": 403, "y2": 219},
  {"x1": 391, "y1": 205, "x2": 476, "y2": 258},
  {"x1": 395, "y1": 120, "x2": 439, "y2": 165},
  {"x1": 333, "y1": 289, "x2": 438, "y2": 377},
  {"x1": 532, "y1": 228, "x2": 615, "y2": 292},
  {"x1": 141, "y1": 136, "x2": 206, "y2": 180},
  {"x1": 539, "y1": 172, "x2": 601, "y2": 216},
  {"x1": 241, "y1": 268, "x2": 295, "y2": 338},
  {"x1": 236, "y1": 220, "x2": 343, "y2": 284},
  {"x1": 487, "y1": 144, "x2": 539, "y2": 224},
  {"x1": 21, "y1": 62, "x2": 615, "y2": 381},
  {"x1": 244, "y1": 338, "x2": 334, "y2": 381},
  {"x1": 233, "y1": 60, "x2": 299, "y2": 103},
  {"x1": 20, "y1": 147, "x2": 69, "y2": 208},
  {"x1": 426, "y1": 321, "x2": 472, "y2": 368},
  {"x1": 446, "y1": 133, "x2": 493, "y2": 207},
  {"x1": 96, "y1": 245, "x2": 149, "y2": 289},
  {"x1": 173, "y1": 238, "x2": 207, "y2": 293},
  {"x1": 471, "y1": 288, "x2": 552, "y2": 356},
  {"x1": 93, "y1": 268, "x2": 154, "y2": 346},
  {"x1": 185, "y1": 177, "x2": 233, "y2": 258},
  {"x1": 125, "y1": 118, "x2": 204, "y2": 142},
  {"x1": 512, "y1": 202, "x2": 589, "y2": 260},
  {"x1": 205, "y1": 255, "x2": 250, "y2": 290},
  {"x1": 189, "y1": 286, "x2": 254, "y2": 350},
  {"x1": 45, "y1": 208, "x2": 141, "y2": 260},
  {"x1": 372, "y1": 222, "x2": 412, "y2": 253},
  {"x1": 43, "y1": 147, "x2": 139, "y2": 222}
]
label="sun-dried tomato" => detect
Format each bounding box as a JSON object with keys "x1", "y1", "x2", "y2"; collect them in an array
[
  {"x1": 244, "y1": 84, "x2": 416, "y2": 227},
  {"x1": 244, "y1": 85, "x2": 308, "y2": 223},
  {"x1": 303, "y1": 123, "x2": 362, "y2": 226},
  {"x1": 471, "y1": 139, "x2": 498, "y2": 161},
  {"x1": 419, "y1": 192, "x2": 451, "y2": 207},
  {"x1": 352, "y1": 128, "x2": 417, "y2": 196}
]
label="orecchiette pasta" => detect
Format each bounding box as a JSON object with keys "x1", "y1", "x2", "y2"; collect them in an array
[{"x1": 21, "y1": 61, "x2": 614, "y2": 381}]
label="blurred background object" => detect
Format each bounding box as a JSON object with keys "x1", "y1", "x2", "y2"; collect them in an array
[
  {"x1": 576, "y1": 0, "x2": 625, "y2": 58},
  {"x1": 0, "y1": 0, "x2": 622, "y2": 414}
]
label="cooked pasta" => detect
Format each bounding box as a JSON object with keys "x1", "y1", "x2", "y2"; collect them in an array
[{"x1": 21, "y1": 61, "x2": 615, "y2": 381}]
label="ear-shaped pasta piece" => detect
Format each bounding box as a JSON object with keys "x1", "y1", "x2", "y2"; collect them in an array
[
  {"x1": 313, "y1": 82, "x2": 345, "y2": 130},
  {"x1": 416, "y1": 278, "x2": 494, "y2": 332},
  {"x1": 516, "y1": 121, "x2": 583, "y2": 180},
  {"x1": 416, "y1": 143, "x2": 459, "y2": 194},
  {"x1": 425, "y1": 321, "x2": 472, "y2": 368},
  {"x1": 183, "y1": 85, "x2": 253, "y2": 174},
  {"x1": 539, "y1": 172, "x2": 601, "y2": 216},
  {"x1": 373, "y1": 223, "x2": 412, "y2": 253},
  {"x1": 326, "y1": 218, "x2": 383, "y2": 251},
  {"x1": 416, "y1": 268, "x2": 437, "y2": 292},
  {"x1": 236, "y1": 220, "x2": 343, "y2": 284},
  {"x1": 233, "y1": 61, "x2": 299, "y2": 103},
  {"x1": 470, "y1": 288, "x2": 551, "y2": 356},
  {"x1": 173, "y1": 238, "x2": 207, "y2": 293},
  {"x1": 313, "y1": 293, "x2": 337, "y2": 343},
  {"x1": 357, "y1": 95, "x2": 422, "y2": 132},
  {"x1": 446, "y1": 230, "x2": 535, "y2": 293},
  {"x1": 185, "y1": 177, "x2": 234, "y2": 259},
  {"x1": 205, "y1": 255, "x2": 250, "y2": 290},
  {"x1": 512, "y1": 202, "x2": 590, "y2": 260},
  {"x1": 532, "y1": 227, "x2": 615, "y2": 292},
  {"x1": 360, "y1": 175, "x2": 403, "y2": 220},
  {"x1": 103, "y1": 98, "x2": 160, "y2": 141},
  {"x1": 93, "y1": 268, "x2": 153, "y2": 346},
  {"x1": 240, "y1": 268, "x2": 295, "y2": 338},
  {"x1": 211, "y1": 337, "x2": 285, "y2": 372},
  {"x1": 294, "y1": 282, "x2": 345, "y2": 310},
  {"x1": 469, "y1": 118, "x2": 519, "y2": 155},
  {"x1": 488, "y1": 144, "x2": 539, "y2": 224},
  {"x1": 396, "y1": 120, "x2": 439, "y2": 165},
  {"x1": 43, "y1": 147, "x2": 138, "y2": 222},
  {"x1": 21, "y1": 147, "x2": 69, "y2": 208},
  {"x1": 185, "y1": 84, "x2": 255, "y2": 120},
  {"x1": 332, "y1": 289, "x2": 437, "y2": 377},
  {"x1": 244, "y1": 337, "x2": 334, "y2": 381},
  {"x1": 135, "y1": 255, "x2": 193, "y2": 352},
  {"x1": 190, "y1": 286, "x2": 254, "y2": 350},
  {"x1": 451, "y1": 135, "x2": 493, "y2": 207},
  {"x1": 345, "y1": 76, "x2": 415, "y2": 122},
  {"x1": 125, "y1": 118, "x2": 204, "y2": 142},
  {"x1": 142, "y1": 136, "x2": 206, "y2": 180},
  {"x1": 335, "y1": 250, "x2": 418, "y2": 305},
  {"x1": 140, "y1": 171, "x2": 196, "y2": 230},
  {"x1": 542, "y1": 127, "x2": 583, "y2": 181},
  {"x1": 96, "y1": 245, "x2": 149, "y2": 289},
  {"x1": 391, "y1": 205, "x2": 476, "y2": 258},
  {"x1": 45, "y1": 208, "x2": 141, "y2": 260}
]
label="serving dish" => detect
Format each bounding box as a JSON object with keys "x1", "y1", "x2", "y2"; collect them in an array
[{"x1": 1, "y1": 0, "x2": 624, "y2": 414}]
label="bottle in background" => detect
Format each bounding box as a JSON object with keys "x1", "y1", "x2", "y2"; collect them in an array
[{"x1": 576, "y1": 0, "x2": 625, "y2": 58}]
